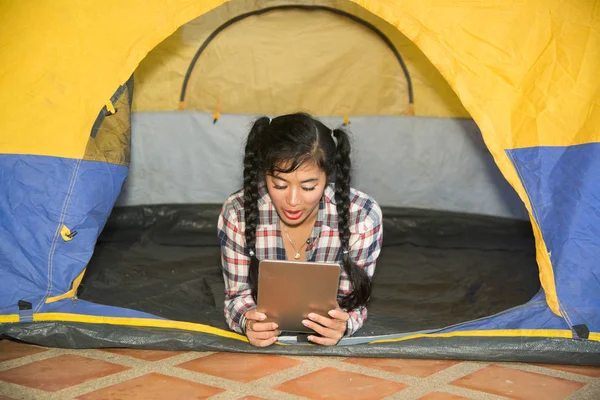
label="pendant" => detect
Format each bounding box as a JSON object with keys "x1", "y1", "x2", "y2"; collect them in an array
[{"x1": 294, "y1": 252, "x2": 301, "y2": 259}]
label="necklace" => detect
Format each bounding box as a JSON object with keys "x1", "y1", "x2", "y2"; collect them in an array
[{"x1": 282, "y1": 224, "x2": 309, "y2": 260}]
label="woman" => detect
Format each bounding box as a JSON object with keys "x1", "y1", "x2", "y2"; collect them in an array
[{"x1": 218, "y1": 113, "x2": 383, "y2": 347}]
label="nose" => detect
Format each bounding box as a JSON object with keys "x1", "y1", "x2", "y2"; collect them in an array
[{"x1": 286, "y1": 187, "x2": 300, "y2": 207}]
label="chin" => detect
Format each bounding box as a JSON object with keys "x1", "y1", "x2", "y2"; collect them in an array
[{"x1": 283, "y1": 218, "x2": 306, "y2": 227}]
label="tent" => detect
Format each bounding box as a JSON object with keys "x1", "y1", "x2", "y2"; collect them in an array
[{"x1": 1, "y1": 0, "x2": 599, "y2": 365}]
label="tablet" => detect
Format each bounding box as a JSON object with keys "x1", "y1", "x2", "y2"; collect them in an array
[{"x1": 256, "y1": 259, "x2": 341, "y2": 333}]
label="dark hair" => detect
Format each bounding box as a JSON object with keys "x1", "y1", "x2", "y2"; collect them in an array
[{"x1": 243, "y1": 112, "x2": 371, "y2": 310}]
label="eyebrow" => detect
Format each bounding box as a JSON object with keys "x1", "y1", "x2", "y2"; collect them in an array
[{"x1": 270, "y1": 174, "x2": 319, "y2": 184}]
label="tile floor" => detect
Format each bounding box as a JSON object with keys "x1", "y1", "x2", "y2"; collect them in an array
[{"x1": 0, "y1": 339, "x2": 599, "y2": 399}]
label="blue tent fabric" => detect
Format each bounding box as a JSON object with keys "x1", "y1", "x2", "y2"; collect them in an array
[
  {"x1": 0, "y1": 154, "x2": 128, "y2": 312},
  {"x1": 39, "y1": 299, "x2": 167, "y2": 320},
  {"x1": 508, "y1": 143, "x2": 600, "y2": 333},
  {"x1": 440, "y1": 290, "x2": 570, "y2": 333}
]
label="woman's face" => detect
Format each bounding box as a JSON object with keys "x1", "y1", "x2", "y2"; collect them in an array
[{"x1": 266, "y1": 162, "x2": 327, "y2": 227}]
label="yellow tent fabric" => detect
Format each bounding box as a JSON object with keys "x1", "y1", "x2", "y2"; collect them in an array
[
  {"x1": 133, "y1": 0, "x2": 469, "y2": 118},
  {"x1": 1, "y1": 0, "x2": 599, "y2": 318}
]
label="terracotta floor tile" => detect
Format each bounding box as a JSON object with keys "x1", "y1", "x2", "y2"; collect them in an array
[
  {"x1": 534, "y1": 363, "x2": 600, "y2": 378},
  {"x1": 451, "y1": 365, "x2": 586, "y2": 400},
  {"x1": 418, "y1": 392, "x2": 470, "y2": 400},
  {"x1": 177, "y1": 352, "x2": 302, "y2": 383},
  {"x1": 0, "y1": 340, "x2": 48, "y2": 362},
  {"x1": 344, "y1": 357, "x2": 460, "y2": 378},
  {"x1": 76, "y1": 372, "x2": 224, "y2": 400},
  {"x1": 0, "y1": 354, "x2": 130, "y2": 392},
  {"x1": 274, "y1": 367, "x2": 407, "y2": 400},
  {"x1": 237, "y1": 397, "x2": 266, "y2": 400},
  {"x1": 100, "y1": 348, "x2": 185, "y2": 361}
]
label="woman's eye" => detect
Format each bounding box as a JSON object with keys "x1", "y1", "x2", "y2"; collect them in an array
[
  {"x1": 302, "y1": 186, "x2": 317, "y2": 191},
  {"x1": 273, "y1": 184, "x2": 287, "y2": 190}
]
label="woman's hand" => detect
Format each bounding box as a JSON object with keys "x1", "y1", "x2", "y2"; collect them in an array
[
  {"x1": 244, "y1": 310, "x2": 280, "y2": 347},
  {"x1": 302, "y1": 308, "x2": 349, "y2": 346}
]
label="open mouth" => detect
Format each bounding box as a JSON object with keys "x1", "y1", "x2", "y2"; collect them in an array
[{"x1": 283, "y1": 209, "x2": 303, "y2": 220}]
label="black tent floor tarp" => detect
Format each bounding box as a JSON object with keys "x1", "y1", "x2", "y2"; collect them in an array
[{"x1": 77, "y1": 205, "x2": 541, "y2": 337}]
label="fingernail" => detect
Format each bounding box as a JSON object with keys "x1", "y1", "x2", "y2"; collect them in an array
[
  {"x1": 272, "y1": 323, "x2": 278, "y2": 329},
  {"x1": 302, "y1": 320, "x2": 309, "y2": 326},
  {"x1": 308, "y1": 313, "x2": 316, "y2": 319},
  {"x1": 328, "y1": 310, "x2": 336, "y2": 316},
  {"x1": 307, "y1": 335, "x2": 314, "y2": 341},
  {"x1": 258, "y1": 314, "x2": 266, "y2": 320}
]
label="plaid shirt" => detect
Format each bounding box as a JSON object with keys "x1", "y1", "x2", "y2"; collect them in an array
[{"x1": 217, "y1": 181, "x2": 383, "y2": 337}]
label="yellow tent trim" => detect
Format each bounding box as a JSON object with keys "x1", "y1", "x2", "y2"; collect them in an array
[
  {"x1": 33, "y1": 312, "x2": 248, "y2": 342},
  {"x1": 491, "y1": 154, "x2": 560, "y2": 316},
  {"x1": 0, "y1": 314, "x2": 20, "y2": 323},
  {"x1": 9, "y1": 314, "x2": 599, "y2": 344},
  {"x1": 46, "y1": 268, "x2": 87, "y2": 304},
  {"x1": 371, "y1": 329, "x2": 600, "y2": 344}
]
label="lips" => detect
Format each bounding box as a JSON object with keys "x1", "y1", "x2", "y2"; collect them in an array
[{"x1": 283, "y1": 209, "x2": 303, "y2": 220}]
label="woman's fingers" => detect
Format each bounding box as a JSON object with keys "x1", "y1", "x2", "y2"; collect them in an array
[
  {"x1": 246, "y1": 323, "x2": 279, "y2": 346},
  {"x1": 302, "y1": 318, "x2": 328, "y2": 336},
  {"x1": 301, "y1": 312, "x2": 348, "y2": 346},
  {"x1": 302, "y1": 318, "x2": 343, "y2": 341},
  {"x1": 305, "y1": 312, "x2": 347, "y2": 333},
  {"x1": 307, "y1": 335, "x2": 338, "y2": 346},
  {"x1": 247, "y1": 326, "x2": 279, "y2": 346},
  {"x1": 328, "y1": 308, "x2": 350, "y2": 322},
  {"x1": 250, "y1": 336, "x2": 279, "y2": 347},
  {"x1": 245, "y1": 310, "x2": 267, "y2": 322},
  {"x1": 243, "y1": 310, "x2": 279, "y2": 347},
  {"x1": 306, "y1": 312, "x2": 336, "y2": 329},
  {"x1": 248, "y1": 321, "x2": 278, "y2": 332},
  {"x1": 249, "y1": 329, "x2": 281, "y2": 340}
]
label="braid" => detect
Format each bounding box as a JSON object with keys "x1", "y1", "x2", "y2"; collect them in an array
[
  {"x1": 332, "y1": 128, "x2": 372, "y2": 310},
  {"x1": 244, "y1": 116, "x2": 270, "y2": 301}
]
